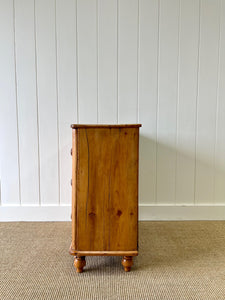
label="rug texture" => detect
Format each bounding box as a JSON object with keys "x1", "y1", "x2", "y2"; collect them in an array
[{"x1": 1, "y1": 221, "x2": 225, "y2": 299}]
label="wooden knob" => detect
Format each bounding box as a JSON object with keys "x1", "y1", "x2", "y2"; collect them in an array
[{"x1": 70, "y1": 148, "x2": 72, "y2": 156}]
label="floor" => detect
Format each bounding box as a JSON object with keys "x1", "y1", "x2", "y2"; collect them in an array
[{"x1": 1, "y1": 221, "x2": 225, "y2": 299}]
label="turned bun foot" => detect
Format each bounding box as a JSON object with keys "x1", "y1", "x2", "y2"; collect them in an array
[
  {"x1": 74, "y1": 256, "x2": 86, "y2": 273},
  {"x1": 122, "y1": 256, "x2": 133, "y2": 272}
]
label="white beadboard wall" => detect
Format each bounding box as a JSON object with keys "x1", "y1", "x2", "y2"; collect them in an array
[{"x1": 1, "y1": 0, "x2": 225, "y2": 221}]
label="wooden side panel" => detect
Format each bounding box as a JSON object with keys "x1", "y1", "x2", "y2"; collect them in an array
[
  {"x1": 76, "y1": 128, "x2": 111, "y2": 251},
  {"x1": 76, "y1": 128, "x2": 138, "y2": 252},
  {"x1": 71, "y1": 129, "x2": 77, "y2": 250},
  {"x1": 109, "y1": 128, "x2": 138, "y2": 251}
]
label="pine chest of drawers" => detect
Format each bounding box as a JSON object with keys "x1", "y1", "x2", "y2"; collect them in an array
[{"x1": 69, "y1": 124, "x2": 141, "y2": 272}]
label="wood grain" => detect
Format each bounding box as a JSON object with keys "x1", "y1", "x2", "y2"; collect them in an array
[
  {"x1": 71, "y1": 129, "x2": 77, "y2": 250},
  {"x1": 71, "y1": 126, "x2": 140, "y2": 255},
  {"x1": 108, "y1": 128, "x2": 138, "y2": 251},
  {"x1": 71, "y1": 124, "x2": 141, "y2": 129},
  {"x1": 121, "y1": 256, "x2": 133, "y2": 272},
  {"x1": 74, "y1": 256, "x2": 86, "y2": 273},
  {"x1": 69, "y1": 248, "x2": 138, "y2": 256}
]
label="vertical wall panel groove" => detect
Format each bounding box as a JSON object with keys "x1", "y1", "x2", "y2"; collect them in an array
[
  {"x1": 96, "y1": 0, "x2": 99, "y2": 123},
  {"x1": 156, "y1": 0, "x2": 180, "y2": 204},
  {"x1": 98, "y1": 0, "x2": 117, "y2": 123},
  {"x1": 139, "y1": 0, "x2": 159, "y2": 205},
  {"x1": 213, "y1": 0, "x2": 222, "y2": 204},
  {"x1": 0, "y1": 0, "x2": 225, "y2": 212},
  {"x1": 154, "y1": 0, "x2": 161, "y2": 204},
  {"x1": 136, "y1": 0, "x2": 140, "y2": 124},
  {"x1": 14, "y1": 0, "x2": 40, "y2": 205},
  {"x1": 54, "y1": 0, "x2": 60, "y2": 205},
  {"x1": 13, "y1": 0, "x2": 21, "y2": 205},
  {"x1": 193, "y1": 0, "x2": 202, "y2": 205},
  {"x1": 0, "y1": 0, "x2": 20, "y2": 205},
  {"x1": 118, "y1": 0, "x2": 138, "y2": 123},
  {"x1": 116, "y1": 0, "x2": 119, "y2": 124},
  {"x1": 34, "y1": 0, "x2": 41, "y2": 206},
  {"x1": 35, "y1": 0, "x2": 59, "y2": 205},
  {"x1": 215, "y1": 0, "x2": 225, "y2": 204},
  {"x1": 174, "y1": 0, "x2": 181, "y2": 205},
  {"x1": 195, "y1": 0, "x2": 220, "y2": 205},
  {"x1": 176, "y1": 0, "x2": 200, "y2": 205},
  {"x1": 77, "y1": 0, "x2": 98, "y2": 124},
  {"x1": 75, "y1": 0, "x2": 79, "y2": 123},
  {"x1": 56, "y1": 0, "x2": 77, "y2": 205}
]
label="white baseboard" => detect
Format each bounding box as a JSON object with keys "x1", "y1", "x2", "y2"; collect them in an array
[
  {"x1": 139, "y1": 204, "x2": 225, "y2": 220},
  {"x1": 1, "y1": 204, "x2": 225, "y2": 221},
  {"x1": 0, "y1": 206, "x2": 71, "y2": 221}
]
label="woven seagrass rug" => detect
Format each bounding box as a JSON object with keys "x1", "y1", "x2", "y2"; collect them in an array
[{"x1": 1, "y1": 221, "x2": 225, "y2": 300}]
